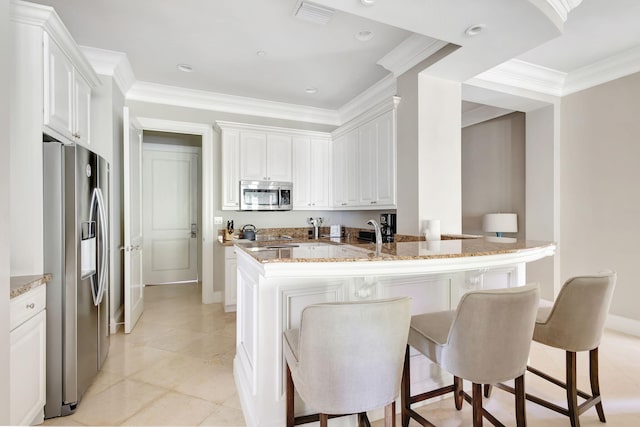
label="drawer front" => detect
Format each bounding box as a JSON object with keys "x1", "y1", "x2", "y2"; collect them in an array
[{"x1": 10, "y1": 285, "x2": 46, "y2": 331}]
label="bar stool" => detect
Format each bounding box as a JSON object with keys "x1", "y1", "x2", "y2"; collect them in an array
[
  {"x1": 401, "y1": 284, "x2": 540, "y2": 427},
  {"x1": 486, "y1": 272, "x2": 617, "y2": 427},
  {"x1": 284, "y1": 297, "x2": 412, "y2": 427}
]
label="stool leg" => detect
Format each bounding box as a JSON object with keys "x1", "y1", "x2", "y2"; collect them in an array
[
  {"x1": 320, "y1": 414, "x2": 329, "y2": 427},
  {"x1": 566, "y1": 351, "x2": 580, "y2": 427},
  {"x1": 454, "y1": 376, "x2": 463, "y2": 410},
  {"x1": 385, "y1": 402, "x2": 396, "y2": 427},
  {"x1": 286, "y1": 364, "x2": 295, "y2": 427},
  {"x1": 590, "y1": 348, "x2": 606, "y2": 422},
  {"x1": 515, "y1": 374, "x2": 526, "y2": 427},
  {"x1": 358, "y1": 412, "x2": 371, "y2": 427},
  {"x1": 483, "y1": 384, "x2": 493, "y2": 398},
  {"x1": 401, "y1": 346, "x2": 410, "y2": 427},
  {"x1": 472, "y1": 383, "x2": 483, "y2": 427}
]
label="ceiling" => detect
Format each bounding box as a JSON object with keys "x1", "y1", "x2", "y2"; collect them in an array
[{"x1": 26, "y1": 0, "x2": 640, "y2": 112}]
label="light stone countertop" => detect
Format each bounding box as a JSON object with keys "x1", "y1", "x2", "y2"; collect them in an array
[
  {"x1": 234, "y1": 236, "x2": 555, "y2": 264},
  {"x1": 10, "y1": 274, "x2": 52, "y2": 299}
]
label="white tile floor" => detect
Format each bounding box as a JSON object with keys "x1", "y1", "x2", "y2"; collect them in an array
[{"x1": 42, "y1": 283, "x2": 640, "y2": 426}]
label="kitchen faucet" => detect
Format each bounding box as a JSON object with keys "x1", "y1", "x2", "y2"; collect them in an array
[
  {"x1": 367, "y1": 219, "x2": 383, "y2": 256},
  {"x1": 308, "y1": 217, "x2": 323, "y2": 239}
]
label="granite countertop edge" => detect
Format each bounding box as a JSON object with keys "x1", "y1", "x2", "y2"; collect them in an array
[{"x1": 10, "y1": 274, "x2": 52, "y2": 299}]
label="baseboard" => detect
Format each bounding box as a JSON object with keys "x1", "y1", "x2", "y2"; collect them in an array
[
  {"x1": 606, "y1": 314, "x2": 640, "y2": 337},
  {"x1": 212, "y1": 291, "x2": 223, "y2": 304},
  {"x1": 110, "y1": 305, "x2": 124, "y2": 334}
]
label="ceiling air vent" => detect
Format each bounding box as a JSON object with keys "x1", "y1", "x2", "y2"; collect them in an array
[{"x1": 293, "y1": 1, "x2": 335, "y2": 25}]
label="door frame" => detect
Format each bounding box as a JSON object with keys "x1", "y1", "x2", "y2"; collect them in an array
[{"x1": 135, "y1": 117, "x2": 217, "y2": 304}]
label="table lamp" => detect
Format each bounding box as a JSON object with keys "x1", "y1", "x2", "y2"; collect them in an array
[{"x1": 483, "y1": 213, "x2": 517, "y2": 237}]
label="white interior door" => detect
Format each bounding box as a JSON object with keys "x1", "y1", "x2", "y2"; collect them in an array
[
  {"x1": 142, "y1": 144, "x2": 199, "y2": 285},
  {"x1": 123, "y1": 106, "x2": 144, "y2": 334}
]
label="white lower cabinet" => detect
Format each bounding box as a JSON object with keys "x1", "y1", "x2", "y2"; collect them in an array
[
  {"x1": 10, "y1": 285, "x2": 46, "y2": 426},
  {"x1": 224, "y1": 246, "x2": 237, "y2": 312}
]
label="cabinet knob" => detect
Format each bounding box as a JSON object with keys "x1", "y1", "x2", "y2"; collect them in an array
[{"x1": 26, "y1": 303, "x2": 35, "y2": 309}]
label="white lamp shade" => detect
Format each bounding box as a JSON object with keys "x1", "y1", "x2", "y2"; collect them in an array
[{"x1": 483, "y1": 213, "x2": 518, "y2": 233}]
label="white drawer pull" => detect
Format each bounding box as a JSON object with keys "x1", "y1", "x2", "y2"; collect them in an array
[{"x1": 26, "y1": 303, "x2": 35, "y2": 309}]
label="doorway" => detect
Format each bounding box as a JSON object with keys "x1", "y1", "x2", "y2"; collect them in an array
[{"x1": 142, "y1": 132, "x2": 202, "y2": 285}]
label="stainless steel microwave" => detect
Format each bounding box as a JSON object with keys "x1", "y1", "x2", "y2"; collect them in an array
[{"x1": 239, "y1": 180, "x2": 292, "y2": 211}]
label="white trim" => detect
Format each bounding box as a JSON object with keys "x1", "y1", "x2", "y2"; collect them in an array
[
  {"x1": 214, "y1": 120, "x2": 330, "y2": 138},
  {"x1": 128, "y1": 81, "x2": 340, "y2": 126},
  {"x1": 11, "y1": 0, "x2": 101, "y2": 87},
  {"x1": 337, "y1": 74, "x2": 397, "y2": 125},
  {"x1": 562, "y1": 45, "x2": 640, "y2": 95},
  {"x1": 377, "y1": 33, "x2": 449, "y2": 77},
  {"x1": 135, "y1": 117, "x2": 217, "y2": 304},
  {"x1": 545, "y1": 0, "x2": 583, "y2": 22},
  {"x1": 142, "y1": 142, "x2": 201, "y2": 154},
  {"x1": 331, "y1": 96, "x2": 401, "y2": 139},
  {"x1": 606, "y1": 314, "x2": 640, "y2": 338},
  {"x1": 110, "y1": 305, "x2": 124, "y2": 334},
  {"x1": 474, "y1": 59, "x2": 567, "y2": 97},
  {"x1": 212, "y1": 291, "x2": 223, "y2": 304},
  {"x1": 80, "y1": 46, "x2": 136, "y2": 95},
  {"x1": 462, "y1": 104, "x2": 515, "y2": 128}
]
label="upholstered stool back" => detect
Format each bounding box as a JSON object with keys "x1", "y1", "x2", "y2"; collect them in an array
[
  {"x1": 533, "y1": 272, "x2": 617, "y2": 352},
  {"x1": 285, "y1": 297, "x2": 411, "y2": 415}
]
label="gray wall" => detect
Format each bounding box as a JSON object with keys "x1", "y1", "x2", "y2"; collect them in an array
[
  {"x1": 560, "y1": 71, "x2": 640, "y2": 322},
  {"x1": 461, "y1": 112, "x2": 526, "y2": 239},
  {"x1": 1, "y1": 0, "x2": 11, "y2": 420}
]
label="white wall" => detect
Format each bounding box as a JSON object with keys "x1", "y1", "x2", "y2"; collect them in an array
[
  {"x1": 462, "y1": 112, "x2": 526, "y2": 239},
  {"x1": 1, "y1": 0, "x2": 12, "y2": 421},
  {"x1": 560, "y1": 71, "x2": 640, "y2": 323},
  {"x1": 525, "y1": 105, "x2": 557, "y2": 300}
]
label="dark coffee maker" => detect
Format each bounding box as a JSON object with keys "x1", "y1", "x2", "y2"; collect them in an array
[{"x1": 380, "y1": 213, "x2": 396, "y2": 243}]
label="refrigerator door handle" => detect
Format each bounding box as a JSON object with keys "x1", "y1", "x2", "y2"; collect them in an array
[
  {"x1": 89, "y1": 187, "x2": 108, "y2": 306},
  {"x1": 95, "y1": 188, "x2": 108, "y2": 305}
]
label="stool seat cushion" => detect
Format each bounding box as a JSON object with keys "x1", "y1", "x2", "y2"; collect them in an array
[{"x1": 408, "y1": 310, "x2": 455, "y2": 365}]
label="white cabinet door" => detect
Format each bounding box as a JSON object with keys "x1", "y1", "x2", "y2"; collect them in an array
[
  {"x1": 292, "y1": 137, "x2": 310, "y2": 208},
  {"x1": 267, "y1": 134, "x2": 292, "y2": 181},
  {"x1": 10, "y1": 310, "x2": 46, "y2": 426},
  {"x1": 240, "y1": 132, "x2": 268, "y2": 180},
  {"x1": 74, "y1": 73, "x2": 91, "y2": 146},
  {"x1": 224, "y1": 246, "x2": 237, "y2": 312},
  {"x1": 309, "y1": 138, "x2": 330, "y2": 208},
  {"x1": 43, "y1": 33, "x2": 74, "y2": 141},
  {"x1": 221, "y1": 129, "x2": 240, "y2": 210},
  {"x1": 358, "y1": 119, "x2": 377, "y2": 206},
  {"x1": 332, "y1": 135, "x2": 346, "y2": 207},
  {"x1": 345, "y1": 130, "x2": 360, "y2": 206},
  {"x1": 375, "y1": 110, "x2": 395, "y2": 206},
  {"x1": 293, "y1": 137, "x2": 330, "y2": 209}
]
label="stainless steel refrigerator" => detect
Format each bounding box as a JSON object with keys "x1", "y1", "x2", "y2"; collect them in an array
[{"x1": 43, "y1": 141, "x2": 110, "y2": 418}]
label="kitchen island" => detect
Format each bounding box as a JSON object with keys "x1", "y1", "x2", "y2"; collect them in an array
[{"x1": 233, "y1": 237, "x2": 555, "y2": 427}]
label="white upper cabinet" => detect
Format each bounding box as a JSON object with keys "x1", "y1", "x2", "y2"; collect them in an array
[
  {"x1": 43, "y1": 32, "x2": 92, "y2": 145},
  {"x1": 221, "y1": 128, "x2": 240, "y2": 210},
  {"x1": 239, "y1": 132, "x2": 291, "y2": 182},
  {"x1": 217, "y1": 121, "x2": 328, "y2": 211},
  {"x1": 293, "y1": 136, "x2": 331, "y2": 210},
  {"x1": 331, "y1": 99, "x2": 398, "y2": 210}
]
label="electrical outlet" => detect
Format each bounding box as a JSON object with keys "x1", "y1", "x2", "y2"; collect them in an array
[{"x1": 214, "y1": 216, "x2": 223, "y2": 225}]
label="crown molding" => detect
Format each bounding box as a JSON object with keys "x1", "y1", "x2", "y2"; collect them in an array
[
  {"x1": 215, "y1": 120, "x2": 331, "y2": 138},
  {"x1": 80, "y1": 46, "x2": 136, "y2": 95},
  {"x1": 562, "y1": 45, "x2": 640, "y2": 96},
  {"x1": 377, "y1": 33, "x2": 449, "y2": 77},
  {"x1": 546, "y1": 0, "x2": 583, "y2": 22},
  {"x1": 473, "y1": 59, "x2": 567, "y2": 97},
  {"x1": 127, "y1": 81, "x2": 340, "y2": 126},
  {"x1": 338, "y1": 74, "x2": 397, "y2": 125},
  {"x1": 332, "y1": 96, "x2": 400, "y2": 140},
  {"x1": 11, "y1": 0, "x2": 100, "y2": 88}
]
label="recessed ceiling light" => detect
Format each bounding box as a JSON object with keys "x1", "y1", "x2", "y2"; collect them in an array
[
  {"x1": 360, "y1": 0, "x2": 376, "y2": 6},
  {"x1": 256, "y1": 50, "x2": 266, "y2": 57},
  {"x1": 464, "y1": 24, "x2": 486, "y2": 37},
  {"x1": 355, "y1": 30, "x2": 374, "y2": 41},
  {"x1": 176, "y1": 64, "x2": 193, "y2": 73},
  {"x1": 305, "y1": 87, "x2": 318, "y2": 94}
]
